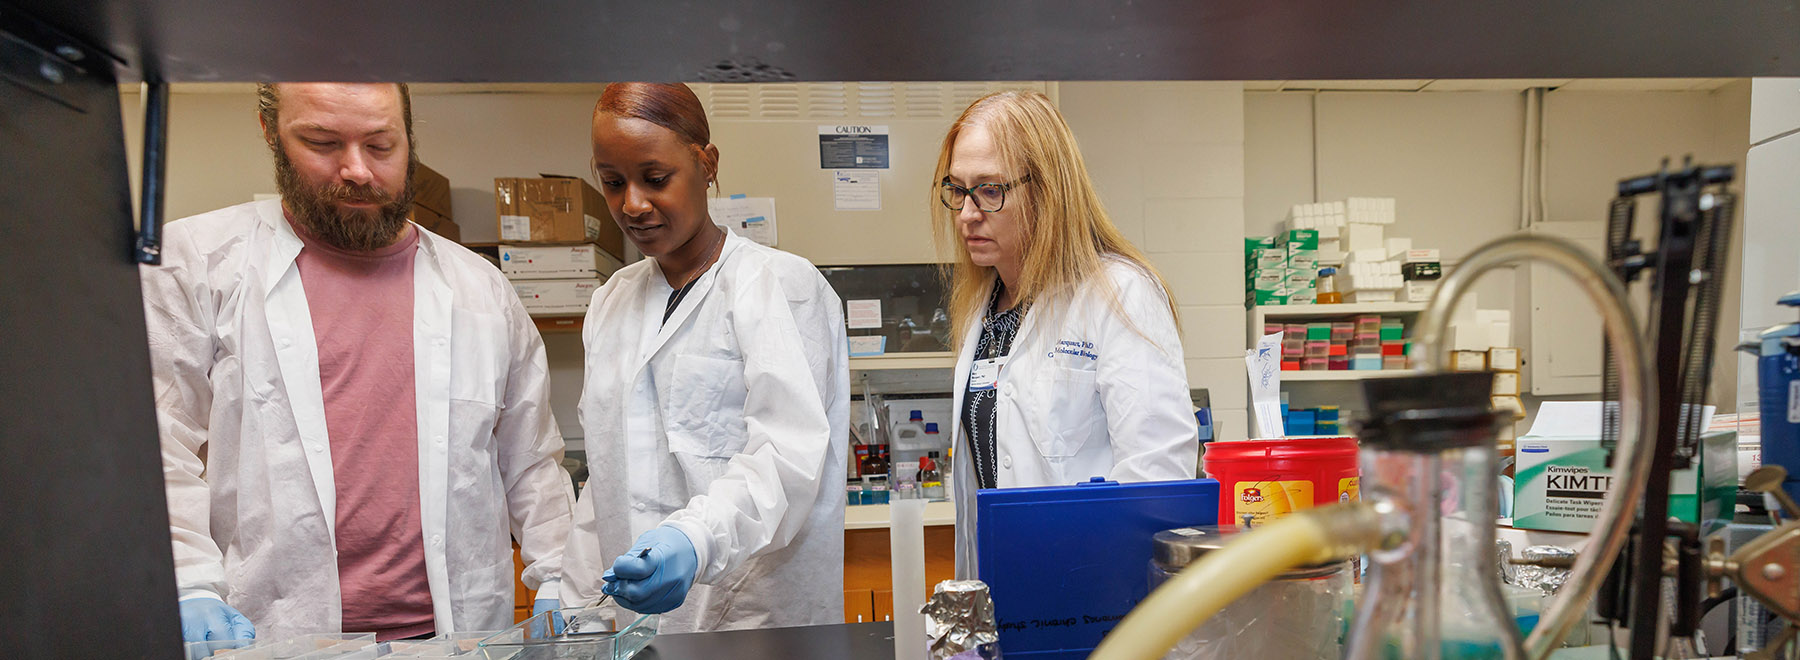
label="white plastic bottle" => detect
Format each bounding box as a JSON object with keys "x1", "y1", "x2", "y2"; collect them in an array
[{"x1": 891, "y1": 410, "x2": 927, "y2": 451}]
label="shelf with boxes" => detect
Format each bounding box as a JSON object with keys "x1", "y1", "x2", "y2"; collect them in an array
[
  {"x1": 1246, "y1": 198, "x2": 1444, "y2": 308},
  {"x1": 490, "y1": 176, "x2": 629, "y2": 331},
  {"x1": 1254, "y1": 307, "x2": 1425, "y2": 373}
]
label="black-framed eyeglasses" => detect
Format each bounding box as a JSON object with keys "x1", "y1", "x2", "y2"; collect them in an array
[{"x1": 940, "y1": 175, "x2": 1032, "y2": 213}]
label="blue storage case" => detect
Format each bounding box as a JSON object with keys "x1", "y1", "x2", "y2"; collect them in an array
[{"x1": 975, "y1": 477, "x2": 1220, "y2": 659}]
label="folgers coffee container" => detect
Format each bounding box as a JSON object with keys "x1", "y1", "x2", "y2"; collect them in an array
[{"x1": 1202, "y1": 437, "x2": 1359, "y2": 527}]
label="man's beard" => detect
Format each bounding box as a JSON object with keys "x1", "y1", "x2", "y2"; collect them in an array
[{"x1": 275, "y1": 145, "x2": 417, "y2": 252}]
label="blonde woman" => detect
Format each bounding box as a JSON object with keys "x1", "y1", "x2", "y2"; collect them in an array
[{"x1": 934, "y1": 91, "x2": 1198, "y2": 576}]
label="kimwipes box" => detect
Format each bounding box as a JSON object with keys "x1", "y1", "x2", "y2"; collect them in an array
[
  {"x1": 511, "y1": 277, "x2": 604, "y2": 316},
  {"x1": 1513, "y1": 402, "x2": 1735, "y2": 535},
  {"x1": 500, "y1": 244, "x2": 623, "y2": 281},
  {"x1": 494, "y1": 175, "x2": 624, "y2": 257}
]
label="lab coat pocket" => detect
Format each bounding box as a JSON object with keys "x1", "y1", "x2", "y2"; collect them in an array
[
  {"x1": 449, "y1": 311, "x2": 507, "y2": 406},
  {"x1": 664, "y1": 354, "x2": 750, "y2": 459},
  {"x1": 1039, "y1": 365, "x2": 1103, "y2": 459}
]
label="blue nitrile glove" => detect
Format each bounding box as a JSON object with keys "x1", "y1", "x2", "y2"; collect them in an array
[
  {"x1": 179, "y1": 597, "x2": 256, "y2": 642},
  {"x1": 600, "y1": 526, "x2": 699, "y2": 614},
  {"x1": 534, "y1": 597, "x2": 564, "y2": 635}
]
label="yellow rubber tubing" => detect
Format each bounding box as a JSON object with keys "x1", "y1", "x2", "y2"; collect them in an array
[{"x1": 1088, "y1": 505, "x2": 1372, "y2": 660}]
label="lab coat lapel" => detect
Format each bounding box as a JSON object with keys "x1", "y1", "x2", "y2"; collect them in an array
[
  {"x1": 634, "y1": 230, "x2": 745, "y2": 367},
  {"x1": 258, "y1": 203, "x2": 338, "y2": 540},
  {"x1": 412, "y1": 228, "x2": 457, "y2": 632},
  {"x1": 949, "y1": 306, "x2": 983, "y2": 574}
]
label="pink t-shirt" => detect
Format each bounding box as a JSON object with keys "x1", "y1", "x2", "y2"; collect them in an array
[{"x1": 291, "y1": 216, "x2": 435, "y2": 640}]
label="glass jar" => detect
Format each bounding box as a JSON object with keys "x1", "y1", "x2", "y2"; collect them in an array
[
  {"x1": 1316, "y1": 267, "x2": 1342, "y2": 304},
  {"x1": 1149, "y1": 526, "x2": 1353, "y2": 659},
  {"x1": 1349, "y1": 371, "x2": 1520, "y2": 660}
]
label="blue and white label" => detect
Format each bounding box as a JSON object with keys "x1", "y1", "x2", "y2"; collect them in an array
[
  {"x1": 968, "y1": 357, "x2": 1007, "y2": 391},
  {"x1": 1789, "y1": 380, "x2": 1800, "y2": 424}
]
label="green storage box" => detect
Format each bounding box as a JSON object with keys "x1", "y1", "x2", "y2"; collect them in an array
[{"x1": 1281, "y1": 229, "x2": 1320, "y2": 250}]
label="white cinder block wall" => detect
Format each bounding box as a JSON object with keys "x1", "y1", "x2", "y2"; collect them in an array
[{"x1": 1059, "y1": 82, "x2": 1250, "y2": 441}]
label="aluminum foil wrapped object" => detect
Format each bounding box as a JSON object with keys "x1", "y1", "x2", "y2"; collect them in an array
[
  {"x1": 922, "y1": 580, "x2": 1002, "y2": 660},
  {"x1": 1514, "y1": 545, "x2": 1577, "y2": 596},
  {"x1": 1496, "y1": 539, "x2": 1517, "y2": 585}
]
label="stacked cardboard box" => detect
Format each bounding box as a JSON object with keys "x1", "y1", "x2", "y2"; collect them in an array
[
  {"x1": 494, "y1": 175, "x2": 627, "y2": 316},
  {"x1": 407, "y1": 162, "x2": 461, "y2": 241},
  {"x1": 1245, "y1": 230, "x2": 1320, "y2": 307}
]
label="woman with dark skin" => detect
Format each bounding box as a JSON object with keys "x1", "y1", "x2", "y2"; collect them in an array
[{"x1": 559, "y1": 83, "x2": 851, "y2": 633}]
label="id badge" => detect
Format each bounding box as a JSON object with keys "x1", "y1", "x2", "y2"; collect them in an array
[{"x1": 968, "y1": 356, "x2": 1007, "y2": 392}]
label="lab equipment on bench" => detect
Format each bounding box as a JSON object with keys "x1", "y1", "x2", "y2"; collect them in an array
[
  {"x1": 1093, "y1": 160, "x2": 1766, "y2": 660},
  {"x1": 976, "y1": 477, "x2": 1218, "y2": 659},
  {"x1": 477, "y1": 607, "x2": 658, "y2": 660}
]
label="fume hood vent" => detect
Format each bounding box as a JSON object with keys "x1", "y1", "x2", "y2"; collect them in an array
[{"x1": 697, "y1": 82, "x2": 1046, "y2": 121}]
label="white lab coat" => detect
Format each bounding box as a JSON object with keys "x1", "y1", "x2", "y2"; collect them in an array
[
  {"x1": 949, "y1": 257, "x2": 1198, "y2": 577},
  {"x1": 561, "y1": 230, "x2": 849, "y2": 633},
  {"x1": 141, "y1": 200, "x2": 575, "y2": 639}
]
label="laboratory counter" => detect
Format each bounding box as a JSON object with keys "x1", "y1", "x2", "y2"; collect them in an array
[{"x1": 638, "y1": 621, "x2": 894, "y2": 659}]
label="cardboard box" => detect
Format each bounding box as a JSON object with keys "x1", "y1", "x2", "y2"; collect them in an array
[
  {"x1": 1280, "y1": 229, "x2": 1320, "y2": 250},
  {"x1": 1248, "y1": 249, "x2": 1286, "y2": 271},
  {"x1": 494, "y1": 176, "x2": 624, "y2": 256},
  {"x1": 1344, "y1": 289, "x2": 1397, "y2": 303},
  {"x1": 1404, "y1": 281, "x2": 1438, "y2": 303},
  {"x1": 1403, "y1": 249, "x2": 1441, "y2": 264},
  {"x1": 1493, "y1": 371, "x2": 1521, "y2": 396},
  {"x1": 1488, "y1": 347, "x2": 1521, "y2": 371},
  {"x1": 1287, "y1": 249, "x2": 1319, "y2": 272},
  {"x1": 408, "y1": 204, "x2": 460, "y2": 242},
  {"x1": 1513, "y1": 402, "x2": 1734, "y2": 534},
  {"x1": 1450, "y1": 350, "x2": 1487, "y2": 372},
  {"x1": 1491, "y1": 395, "x2": 1524, "y2": 419},
  {"x1": 413, "y1": 162, "x2": 453, "y2": 218},
  {"x1": 1248, "y1": 270, "x2": 1285, "y2": 292},
  {"x1": 1344, "y1": 223, "x2": 1385, "y2": 253},
  {"x1": 500, "y1": 244, "x2": 624, "y2": 281},
  {"x1": 511, "y1": 277, "x2": 604, "y2": 316},
  {"x1": 1246, "y1": 290, "x2": 1288, "y2": 306}
]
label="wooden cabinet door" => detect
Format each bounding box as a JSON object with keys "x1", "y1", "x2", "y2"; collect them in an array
[{"x1": 844, "y1": 589, "x2": 875, "y2": 623}]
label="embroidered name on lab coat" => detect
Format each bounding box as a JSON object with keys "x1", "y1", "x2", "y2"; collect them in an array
[{"x1": 1052, "y1": 340, "x2": 1098, "y2": 360}]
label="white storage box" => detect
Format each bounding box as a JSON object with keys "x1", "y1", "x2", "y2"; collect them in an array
[
  {"x1": 500, "y1": 244, "x2": 623, "y2": 281},
  {"x1": 512, "y1": 277, "x2": 603, "y2": 315}
]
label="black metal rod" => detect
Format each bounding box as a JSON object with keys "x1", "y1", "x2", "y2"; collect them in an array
[
  {"x1": 1626, "y1": 170, "x2": 1702, "y2": 658},
  {"x1": 1672, "y1": 523, "x2": 1701, "y2": 639},
  {"x1": 135, "y1": 80, "x2": 167, "y2": 265}
]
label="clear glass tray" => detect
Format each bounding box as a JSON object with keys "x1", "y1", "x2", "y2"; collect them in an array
[
  {"x1": 185, "y1": 633, "x2": 377, "y2": 659},
  {"x1": 477, "y1": 607, "x2": 657, "y2": 660},
  {"x1": 383, "y1": 631, "x2": 496, "y2": 658}
]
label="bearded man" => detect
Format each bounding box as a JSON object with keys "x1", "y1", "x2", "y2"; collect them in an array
[{"x1": 140, "y1": 83, "x2": 573, "y2": 643}]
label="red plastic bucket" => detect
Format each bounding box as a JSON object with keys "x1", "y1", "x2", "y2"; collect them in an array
[{"x1": 1203, "y1": 437, "x2": 1360, "y2": 528}]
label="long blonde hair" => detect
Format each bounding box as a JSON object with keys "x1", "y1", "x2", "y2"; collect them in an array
[{"x1": 930, "y1": 90, "x2": 1178, "y2": 350}]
